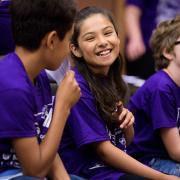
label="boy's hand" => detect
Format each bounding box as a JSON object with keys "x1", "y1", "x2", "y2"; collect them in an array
[{"x1": 56, "y1": 70, "x2": 81, "y2": 109}]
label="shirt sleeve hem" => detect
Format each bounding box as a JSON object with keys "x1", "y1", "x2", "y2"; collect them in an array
[
  {"x1": 154, "y1": 122, "x2": 177, "y2": 130},
  {"x1": 77, "y1": 136, "x2": 110, "y2": 148},
  {"x1": 0, "y1": 131, "x2": 36, "y2": 138}
]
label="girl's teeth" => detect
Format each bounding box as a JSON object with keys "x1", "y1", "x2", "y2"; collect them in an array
[{"x1": 99, "y1": 50, "x2": 110, "y2": 56}]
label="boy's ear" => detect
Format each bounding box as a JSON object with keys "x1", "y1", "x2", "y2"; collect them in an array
[
  {"x1": 162, "y1": 48, "x2": 173, "y2": 61},
  {"x1": 69, "y1": 43, "x2": 82, "y2": 58},
  {"x1": 46, "y1": 31, "x2": 58, "y2": 50}
]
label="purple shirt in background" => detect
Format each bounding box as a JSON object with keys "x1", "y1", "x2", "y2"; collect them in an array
[
  {"x1": 126, "y1": 0, "x2": 180, "y2": 50},
  {"x1": 127, "y1": 70, "x2": 180, "y2": 164},
  {"x1": 59, "y1": 68, "x2": 127, "y2": 180},
  {"x1": 0, "y1": 0, "x2": 15, "y2": 55},
  {"x1": 0, "y1": 53, "x2": 53, "y2": 171},
  {"x1": 126, "y1": 0, "x2": 158, "y2": 49}
]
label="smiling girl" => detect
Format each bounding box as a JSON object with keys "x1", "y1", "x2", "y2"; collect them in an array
[{"x1": 59, "y1": 6, "x2": 179, "y2": 180}]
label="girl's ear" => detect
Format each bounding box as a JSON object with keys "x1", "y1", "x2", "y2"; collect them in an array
[
  {"x1": 162, "y1": 48, "x2": 174, "y2": 61},
  {"x1": 70, "y1": 43, "x2": 82, "y2": 58}
]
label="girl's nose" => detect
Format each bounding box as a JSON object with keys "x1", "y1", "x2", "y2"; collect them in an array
[{"x1": 97, "y1": 36, "x2": 108, "y2": 47}]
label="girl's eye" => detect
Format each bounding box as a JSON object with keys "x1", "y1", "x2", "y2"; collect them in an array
[
  {"x1": 85, "y1": 37, "x2": 95, "y2": 41},
  {"x1": 104, "y1": 31, "x2": 113, "y2": 36}
]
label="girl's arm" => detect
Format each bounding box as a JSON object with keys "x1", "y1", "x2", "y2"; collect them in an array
[
  {"x1": 93, "y1": 141, "x2": 178, "y2": 180},
  {"x1": 13, "y1": 71, "x2": 81, "y2": 178},
  {"x1": 118, "y1": 108, "x2": 134, "y2": 145},
  {"x1": 123, "y1": 125, "x2": 134, "y2": 146},
  {"x1": 48, "y1": 154, "x2": 70, "y2": 180},
  {"x1": 160, "y1": 127, "x2": 180, "y2": 162}
]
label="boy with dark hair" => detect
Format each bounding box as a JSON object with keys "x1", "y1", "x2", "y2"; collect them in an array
[{"x1": 0, "y1": 0, "x2": 81, "y2": 179}]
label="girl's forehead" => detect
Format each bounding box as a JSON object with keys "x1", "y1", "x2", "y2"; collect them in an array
[
  {"x1": 79, "y1": 14, "x2": 113, "y2": 32},
  {"x1": 82, "y1": 13, "x2": 109, "y2": 24}
]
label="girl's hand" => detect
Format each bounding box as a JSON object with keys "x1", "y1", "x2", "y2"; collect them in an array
[
  {"x1": 118, "y1": 108, "x2": 134, "y2": 129},
  {"x1": 112, "y1": 101, "x2": 134, "y2": 129}
]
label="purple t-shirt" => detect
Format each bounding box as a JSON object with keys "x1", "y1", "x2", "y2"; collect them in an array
[
  {"x1": 127, "y1": 70, "x2": 180, "y2": 164},
  {"x1": 0, "y1": 53, "x2": 54, "y2": 171},
  {"x1": 59, "y1": 68, "x2": 126, "y2": 180},
  {"x1": 0, "y1": 0, "x2": 14, "y2": 54}
]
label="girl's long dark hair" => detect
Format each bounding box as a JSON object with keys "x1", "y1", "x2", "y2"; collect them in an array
[{"x1": 71, "y1": 6, "x2": 128, "y2": 128}]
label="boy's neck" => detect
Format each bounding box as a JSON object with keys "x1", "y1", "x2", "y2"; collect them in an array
[
  {"x1": 164, "y1": 65, "x2": 180, "y2": 87},
  {"x1": 15, "y1": 46, "x2": 43, "y2": 83}
]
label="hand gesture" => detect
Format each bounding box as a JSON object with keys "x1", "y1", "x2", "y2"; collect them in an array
[
  {"x1": 56, "y1": 70, "x2": 81, "y2": 109},
  {"x1": 112, "y1": 101, "x2": 134, "y2": 129},
  {"x1": 118, "y1": 108, "x2": 134, "y2": 129}
]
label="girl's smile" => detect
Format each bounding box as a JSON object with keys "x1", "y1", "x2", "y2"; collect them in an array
[{"x1": 76, "y1": 14, "x2": 120, "y2": 75}]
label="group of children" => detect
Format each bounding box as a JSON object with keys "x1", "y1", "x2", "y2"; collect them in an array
[{"x1": 0, "y1": 0, "x2": 179, "y2": 180}]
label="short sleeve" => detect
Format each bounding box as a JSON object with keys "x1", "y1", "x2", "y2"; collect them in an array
[
  {"x1": 68, "y1": 97, "x2": 109, "y2": 148},
  {"x1": 0, "y1": 89, "x2": 36, "y2": 138},
  {"x1": 149, "y1": 89, "x2": 177, "y2": 130}
]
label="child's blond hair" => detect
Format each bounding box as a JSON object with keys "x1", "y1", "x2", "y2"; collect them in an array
[{"x1": 150, "y1": 16, "x2": 180, "y2": 70}]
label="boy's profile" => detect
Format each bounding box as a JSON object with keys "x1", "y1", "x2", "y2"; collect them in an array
[{"x1": 0, "y1": 0, "x2": 80, "y2": 179}]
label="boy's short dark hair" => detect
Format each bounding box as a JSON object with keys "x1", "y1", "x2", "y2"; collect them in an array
[{"x1": 10, "y1": 0, "x2": 77, "y2": 51}]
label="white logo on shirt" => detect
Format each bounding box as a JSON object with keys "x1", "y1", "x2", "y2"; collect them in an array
[
  {"x1": 89, "y1": 163, "x2": 105, "y2": 170},
  {"x1": 177, "y1": 107, "x2": 180, "y2": 133},
  {"x1": 177, "y1": 108, "x2": 180, "y2": 122}
]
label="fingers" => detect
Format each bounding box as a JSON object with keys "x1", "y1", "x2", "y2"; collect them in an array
[
  {"x1": 66, "y1": 70, "x2": 81, "y2": 102},
  {"x1": 118, "y1": 108, "x2": 134, "y2": 129},
  {"x1": 64, "y1": 70, "x2": 75, "y2": 80},
  {"x1": 66, "y1": 70, "x2": 81, "y2": 98},
  {"x1": 56, "y1": 70, "x2": 81, "y2": 108}
]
